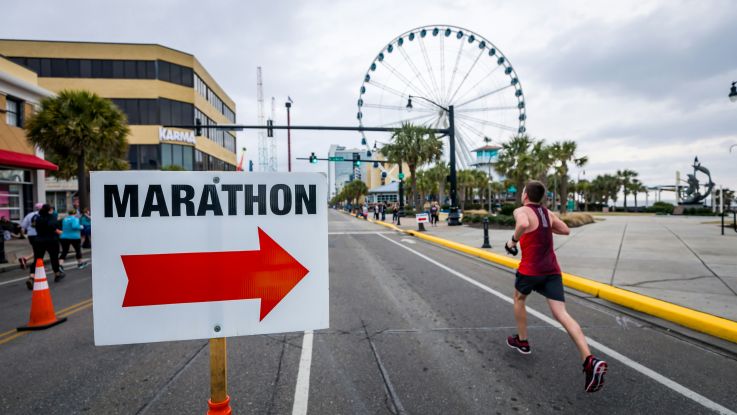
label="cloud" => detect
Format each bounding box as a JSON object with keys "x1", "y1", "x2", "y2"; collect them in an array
[{"x1": 2, "y1": 0, "x2": 735, "y2": 190}]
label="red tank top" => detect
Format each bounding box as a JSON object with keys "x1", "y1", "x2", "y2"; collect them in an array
[{"x1": 518, "y1": 204, "x2": 561, "y2": 276}]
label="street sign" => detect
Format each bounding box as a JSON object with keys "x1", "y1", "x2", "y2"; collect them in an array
[
  {"x1": 416, "y1": 213, "x2": 429, "y2": 223},
  {"x1": 91, "y1": 171, "x2": 329, "y2": 346},
  {"x1": 328, "y1": 156, "x2": 344, "y2": 161}
]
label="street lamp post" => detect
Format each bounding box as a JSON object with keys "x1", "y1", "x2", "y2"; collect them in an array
[
  {"x1": 285, "y1": 98, "x2": 293, "y2": 172},
  {"x1": 406, "y1": 95, "x2": 461, "y2": 226}
]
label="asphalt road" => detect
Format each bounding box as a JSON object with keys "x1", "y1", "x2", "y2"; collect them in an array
[{"x1": 1, "y1": 209, "x2": 736, "y2": 414}]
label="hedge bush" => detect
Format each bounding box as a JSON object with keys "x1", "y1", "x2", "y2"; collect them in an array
[
  {"x1": 500, "y1": 203, "x2": 516, "y2": 216},
  {"x1": 646, "y1": 201, "x2": 674, "y2": 214}
]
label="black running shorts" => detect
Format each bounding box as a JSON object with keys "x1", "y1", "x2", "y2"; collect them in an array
[{"x1": 515, "y1": 271, "x2": 565, "y2": 302}]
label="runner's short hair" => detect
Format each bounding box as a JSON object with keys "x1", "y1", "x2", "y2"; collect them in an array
[{"x1": 524, "y1": 181, "x2": 546, "y2": 203}]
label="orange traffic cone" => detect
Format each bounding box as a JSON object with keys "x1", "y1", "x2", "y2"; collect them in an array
[{"x1": 17, "y1": 259, "x2": 67, "y2": 331}]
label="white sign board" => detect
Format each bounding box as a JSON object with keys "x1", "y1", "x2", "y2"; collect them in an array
[
  {"x1": 91, "y1": 171, "x2": 328, "y2": 346},
  {"x1": 416, "y1": 213, "x2": 429, "y2": 223}
]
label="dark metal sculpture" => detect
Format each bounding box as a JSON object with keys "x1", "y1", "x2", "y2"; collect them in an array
[{"x1": 680, "y1": 157, "x2": 714, "y2": 205}]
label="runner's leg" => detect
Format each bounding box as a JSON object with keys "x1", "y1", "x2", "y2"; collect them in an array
[
  {"x1": 513, "y1": 290, "x2": 529, "y2": 340},
  {"x1": 547, "y1": 299, "x2": 591, "y2": 361}
]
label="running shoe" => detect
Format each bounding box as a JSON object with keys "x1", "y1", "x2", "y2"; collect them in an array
[
  {"x1": 18, "y1": 257, "x2": 27, "y2": 270},
  {"x1": 506, "y1": 334, "x2": 531, "y2": 355},
  {"x1": 25, "y1": 277, "x2": 33, "y2": 290},
  {"x1": 54, "y1": 271, "x2": 66, "y2": 282},
  {"x1": 78, "y1": 262, "x2": 89, "y2": 270},
  {"x1": 583, "y1": 355, "x2": 608, "y2": 392}
]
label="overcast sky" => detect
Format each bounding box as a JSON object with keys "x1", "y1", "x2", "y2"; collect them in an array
[{"x1": 5, "y1": 0, "x2": 737, "y2": 200}]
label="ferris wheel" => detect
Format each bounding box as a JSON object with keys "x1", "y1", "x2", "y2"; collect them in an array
[{"x1": 357, "y1": 25, "x2": 526, "y2": 170}]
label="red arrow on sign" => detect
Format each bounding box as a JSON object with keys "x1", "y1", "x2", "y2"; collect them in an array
[{"x1": 120, "y1": 227, "x2": 309, "y2": 321}]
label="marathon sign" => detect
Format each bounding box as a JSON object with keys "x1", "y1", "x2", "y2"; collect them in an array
[{"x1": 91, "y1": 172, "x2": 329, "y2": 346}]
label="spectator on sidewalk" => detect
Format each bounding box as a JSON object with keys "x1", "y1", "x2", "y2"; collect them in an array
[{"x1": 59, "y1": 209, "x2": 87, "y2": 270}]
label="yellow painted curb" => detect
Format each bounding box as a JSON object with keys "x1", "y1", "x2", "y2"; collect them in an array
[{"x1": 391, "y1": 227, "x2": 737, "y2": 344}]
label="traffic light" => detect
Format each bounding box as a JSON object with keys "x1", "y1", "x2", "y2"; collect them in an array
[
  {"x1": 248, "y1": 160, "x2": 254, "y2": 171},
  {"x1": 381, "y1": 171, "x2": 387, "y2": 178},
  {"x1": 373, "y1": 161, "x2": 379, "y2": 168},
  {"x1": 352, "y1": 152, "x2": 361, "y2": 167},
  {"x1": 309, "y1": 152, "x2": 318, "y2": 164},
  {"x1": 266, "y1": 119, "x2": 274, "y2": 138},
  {"x1": 398, "y1": 172, "x2": 405, "y2": 180},
  {"x1": 354, "y1": 160, "x2": 361, "y2": 167},
  {"x1": 195, "y1": 119, "x2": 202, "y2": 136}
]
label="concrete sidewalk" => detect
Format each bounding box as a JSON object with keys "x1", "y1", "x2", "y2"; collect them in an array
[{"x1": 378, "y1": 212, "x2": 737, "y2": 322}]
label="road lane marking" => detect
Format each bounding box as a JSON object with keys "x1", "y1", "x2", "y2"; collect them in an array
[
  {"x1": 376, "y1": 232, "x2": 736, "y2": 415},
  {"x1": 292, "y1": 330, "x2": 314, "y2": 415},
  {"x1": 329, "y1": 231, "x2": 393, "y2": 235},
  {"x1": 0, "y1": 260, "x2": 91, "y2": 287},
  {"x1": 0, "y1": 298, "x2": 93, "y2": 346}
]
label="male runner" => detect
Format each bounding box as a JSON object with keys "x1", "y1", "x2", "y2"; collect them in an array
[{"x1": 504, "y1": 180, "x2": 607, "y2": 393}]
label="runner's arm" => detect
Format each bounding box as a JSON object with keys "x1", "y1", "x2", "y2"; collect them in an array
[
  {"x1": 510, "y1": 208, "x2": 530, "y2": 243},
  {"x1": 550, "y1": 213, "x2": 570, "y2": 235}
]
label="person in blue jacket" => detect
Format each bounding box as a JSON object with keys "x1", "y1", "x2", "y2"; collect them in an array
[{"x1": 59, "y1": 209, "x2": 87, "y2": 270}]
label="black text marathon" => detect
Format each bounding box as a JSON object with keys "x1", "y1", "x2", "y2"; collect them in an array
[{"x1": 104, "y1": 183, "x2": 317, "y2": 218}]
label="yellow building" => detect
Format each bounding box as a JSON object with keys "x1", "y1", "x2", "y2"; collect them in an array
[
  {"x1": 0, "y1": 55, "x2": 56, "y2": 220},
  {"x1": 0, "y1": 39, "x2": 237, "y2": 171}
]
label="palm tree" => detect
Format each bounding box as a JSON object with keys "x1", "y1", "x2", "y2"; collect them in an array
[
  {"x1": 26, "y1": 90, "x2": 130, "y2": 210},
  {"x1": 341, "y1": 180, "x2": 368, "y2": 207},
  {"x1": 381, "y1": 123, "x2": 443, "y2": 210},
  {"x1": 616, "y1": 169, "x2": 639, "y2": 211},
  {"x1": 549, "y1": 140, "x2": 588, "y2": 214},
  {"x1": 426, "y1": 163, "x2": 449, "y2": 205},
  {"x1": 415, "y1": 169, "x2": 436, "y2": 209},
  {"x1": 494, "y1": 135, "x2": 546, "y2": 205},
  {"x1": 457, "y1": 170, "x2": 474, "y2": 210},
  {"x1": 631, "y1": 179, "x2": 647, "y2": 210}
]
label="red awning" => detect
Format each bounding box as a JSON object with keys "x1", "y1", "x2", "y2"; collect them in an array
[{"x1": 0, "y1": 149, "x2": 58, "y2": 171}]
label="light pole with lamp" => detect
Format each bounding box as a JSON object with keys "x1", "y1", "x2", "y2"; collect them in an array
[
  {"x1": 285, "y1": 97, "x2": 293, "y2": 172},
  {"x1": 406, "y1": 95, "x2": 461, "y2": 226}
]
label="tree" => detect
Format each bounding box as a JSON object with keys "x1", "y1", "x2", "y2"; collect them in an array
[
  {"x1": 631, "y1": 179, "x2": 647, "y2": 209},
  {"x1": 415, "y1": 169, "x2": 436, "y2": 209},
  {"x1": 381, "y1": 123, "x2": 443, "y2": 210},
  {"x1": 26, "y1": 90, "x2": 130, "y2": 211},
  {"x1": 495, "y1": 135, "x2": 543, "y2": 205},
  {"x1": 616, "y1": 169, "x2": 639, "y2": 210},
  {"x1": 549, "y1": 140, "x2": 588, "y2": 214},
  {"x1": 457, "y1": 169, "x2": 487, "y2": 210},
  {"x1": 590, "y1": 174, "x2": 619, "y2": 209},
  {"x1": 426, "y1": 163, "x2": 449, "y2": 205},
  {"x1": 339, "y1": 180, "x2": 368, "y2": 207}
]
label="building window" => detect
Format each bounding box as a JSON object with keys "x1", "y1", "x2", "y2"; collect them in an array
[
  {"x1": 161, "y1": 144, "x2": 194, "y2": 170},
  {"x1": 157, "y1": 60, "x2": 193, "y2": 87},
  {"x1": 128, "y1": 145, "x2": 161, "y2": 170},
  {"x1": 9, "y1": 57, "x2": 157, "y2": 80},
  {"x1": 194, "y1": 73, "x2": 236, "y2": 122},
  {"x1": 0, "y1": 184, "x2": 22, "y2": 221},
  {"x1": 5, "y1": 97, "x2": 23, "y2": 127}
]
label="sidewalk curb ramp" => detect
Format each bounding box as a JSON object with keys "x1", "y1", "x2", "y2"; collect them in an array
[{"x1": 358, "y1": 213, "x2": 737, "y2": 344}]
